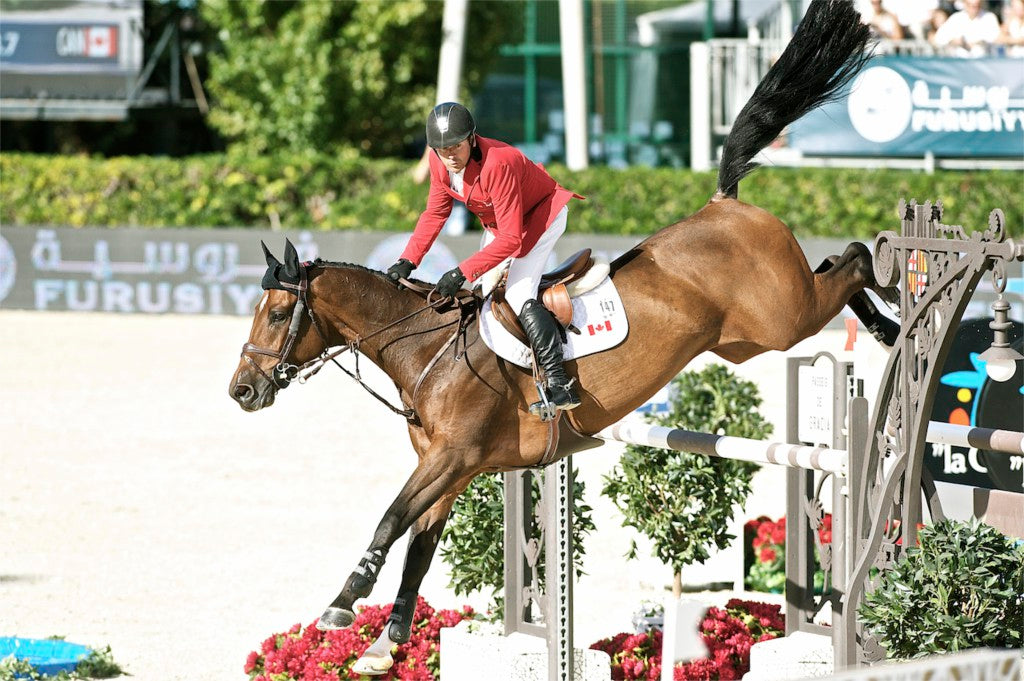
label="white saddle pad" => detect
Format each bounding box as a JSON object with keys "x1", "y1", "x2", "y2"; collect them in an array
[{"x1": 479, "y1": 277, "x2": 628, "y2": 369}]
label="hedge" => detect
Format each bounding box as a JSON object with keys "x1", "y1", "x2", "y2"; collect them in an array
[{"x1": 1, "y1": 152, "x2": 1019, "y2": 238}]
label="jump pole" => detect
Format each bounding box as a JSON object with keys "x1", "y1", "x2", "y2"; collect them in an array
[
  {"x1": 596, "y1": 422, "x2": 849, "y2": 473},
  {"x1": 597, "y1": 421, "x2": 1024, "y2": 462}
]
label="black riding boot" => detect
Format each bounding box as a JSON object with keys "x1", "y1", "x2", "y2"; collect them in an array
[{"x1": 518, "y1": 299, "x2": 581, "y2": 411}]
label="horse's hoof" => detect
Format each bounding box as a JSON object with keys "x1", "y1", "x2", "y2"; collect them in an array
[
  {"x1": 352, "y1": 653, "x2": 394, "y2": 676},
  {"x1": 876, "y1": 285, "x2": 900, "y2": 309},
  {"x1": 316, "y1": 606, "x2": 355, "y2": 631}
]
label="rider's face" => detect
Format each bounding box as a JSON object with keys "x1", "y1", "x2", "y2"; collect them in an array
[{"x1": 435, "y1": 138, "x2": 472, "y2": 173}]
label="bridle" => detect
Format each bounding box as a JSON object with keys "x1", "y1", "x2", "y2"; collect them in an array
[
  {"x1": 239, "y1": 262, "x2": 476, "y2": 422},
  {"x1": 241, "y1": 264, "x2": 314, "y2": 390}
]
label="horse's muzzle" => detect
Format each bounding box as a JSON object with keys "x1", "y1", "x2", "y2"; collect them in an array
[{"x1": 229, "y1": 375, "x2": 276, "y2": 412}]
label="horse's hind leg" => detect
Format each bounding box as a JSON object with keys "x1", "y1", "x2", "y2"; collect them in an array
[
  {"x1": 815, "y1": 242, "x2": 899, "y2": 348},
  {"x1": 352, "y1": 489, "x2": 465, "y2": 675},
  {"x1": 317, "y1": 451, "x2": 468, "y2": 631}
]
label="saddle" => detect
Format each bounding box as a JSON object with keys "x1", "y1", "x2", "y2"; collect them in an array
[{"x1": 489, "y1": 249, "x2": 610, "y2": 345}]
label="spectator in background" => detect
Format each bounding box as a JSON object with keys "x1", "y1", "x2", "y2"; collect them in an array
[
  {"x1": 998, "y1": 0, "x2": 1024, "y2": 55},
  {"x1": 933, "y1": 0, "x2": 1001, "y2": 55},
  {"x1": 887, "y1": 0, "x2": 940, "y2": 39},
  {"x1": 863, "y1": 0, "x2": 905, "y2": 39},
  {"x1": 927, "y1": 6, "x2": 953, "y2": 43}
]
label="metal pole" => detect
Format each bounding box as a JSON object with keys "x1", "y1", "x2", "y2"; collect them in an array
[
  {"x1": 525, "y1": 0, "x2": 538, "y2": 144},
  {"x1": 503, "y1": 471, "x2": 524, "y2": 635},
  {"x1": 836, "y1": 395, "x2": 869, "y2": 669},
  {"x1": 559, "y1": 0, "x2": 589, "y2": 169},
  {"x1": 413, "y1": 0, "x2": 468, "y2": 183},
  {"x1": 614, "y1": 0, "x2": 627, "y2": 140},
  {"x1": 170, "y1": 22, "x2": 180, "y2": 104},
  {"x1": 544, "y1": 458, "x2": 574, "y2": 681},
  {"x1": 437, "y1": 0, "x2": 468, "y2": 104},
  {"x1": 689, "y1": 41, "x2": 712, "y2": 171},
  {"x1": 704, "y1": 0, "x2": 715, "y2": 41}
]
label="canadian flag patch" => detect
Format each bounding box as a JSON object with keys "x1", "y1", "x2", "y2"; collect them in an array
[{"x1": 587, "y1": 321, "x2": 612, "y2": 335}]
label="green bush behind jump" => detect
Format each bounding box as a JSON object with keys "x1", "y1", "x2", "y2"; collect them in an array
[{"x1": 2, "y1": 152, "x2": 1019, "y2": 238}]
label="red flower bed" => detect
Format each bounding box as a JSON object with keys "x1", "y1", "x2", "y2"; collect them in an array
[
  {"x1": 744, "y1": 515, "x2": 833, "y2": 593},
  {"x1": 589, "y1": 599, "x2": 784, "y2": 680},
  {"x1": 746, "y1": 514, "x2": 833, "y2": 557},
  {"x1": 244, "y1": 596, "x2": 474, "y2": 680}
]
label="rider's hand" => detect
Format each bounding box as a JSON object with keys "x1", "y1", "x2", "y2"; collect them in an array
[
  {"x1": 387, "y1": 259, "x2": 414, "y2": 285},
  {"x1": 433, "y1": 267, "x2": 466, "y2": 298}
]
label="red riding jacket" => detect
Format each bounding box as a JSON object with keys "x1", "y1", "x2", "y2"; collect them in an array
[{"x1": 400, "y1": 135, "x2": 582, "y2": 282}]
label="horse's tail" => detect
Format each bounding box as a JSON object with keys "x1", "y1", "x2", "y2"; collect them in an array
[{"x1": 715, "y1": 0, "x2": 871, "y2": 199}]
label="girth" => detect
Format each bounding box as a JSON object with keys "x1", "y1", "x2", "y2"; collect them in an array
[{"x1": 533, "y1": 412, "x2": 605, "y2": 469}]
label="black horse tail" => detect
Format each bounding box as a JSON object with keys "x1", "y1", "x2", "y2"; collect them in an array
[{"x1": 716, "y1": 0, "x2": 871, "y2": 199}]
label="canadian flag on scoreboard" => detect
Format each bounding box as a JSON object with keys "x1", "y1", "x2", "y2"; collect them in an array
[{"x1": 86, "y1": 26, "x2": 117, "y2": 58}]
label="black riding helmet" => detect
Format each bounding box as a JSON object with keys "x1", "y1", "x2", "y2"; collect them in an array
[{"x1": 425, "y1": 102, "x2": 475, "y2": 149}]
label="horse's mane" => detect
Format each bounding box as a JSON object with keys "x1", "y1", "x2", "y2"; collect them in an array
[
  {"x1": 312, "y1": 259, "x2": 386, "y2": 277},
  {"x1": 311, "y1": 259, "x2": 447, "y2": 298}
]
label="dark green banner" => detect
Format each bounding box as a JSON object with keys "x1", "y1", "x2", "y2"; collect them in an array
[{"x1": 790, "y1": 55, "x2": 1024, "y2": 157}]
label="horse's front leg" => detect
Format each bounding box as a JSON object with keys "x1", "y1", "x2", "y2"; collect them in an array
[
  {"x1": 316, "y1": 450, "x2": 467, "y2": 631},
  {"x1": 352, "y1": 487, "x2": 466, "y2": 676}
]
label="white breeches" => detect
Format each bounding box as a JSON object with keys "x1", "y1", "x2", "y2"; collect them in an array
[{"x1": 481, "y1": 205, "x2": 568, "y2": 315}]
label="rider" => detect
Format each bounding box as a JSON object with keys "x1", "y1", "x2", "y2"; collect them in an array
[{"x1": 386, "y1": 102, "x2": 582, "y2": 412}]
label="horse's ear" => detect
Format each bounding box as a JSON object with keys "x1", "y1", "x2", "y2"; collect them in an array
[
  {"x1": 283, "y1": 239, "x2": 301, "y2": 280},
  {"x1": 261, "y1": 241, "x2": 280, "y2": 269}
]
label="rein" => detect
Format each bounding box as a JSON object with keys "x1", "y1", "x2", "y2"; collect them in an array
[{"x1": 240, "y1": 267, "x2": 477, "y2": 423}]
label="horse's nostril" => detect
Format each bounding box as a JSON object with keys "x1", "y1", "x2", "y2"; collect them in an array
[{"x1": 232, "y1": 383, "x2": 254, "y2": 402}]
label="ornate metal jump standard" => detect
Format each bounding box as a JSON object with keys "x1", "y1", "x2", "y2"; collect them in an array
[
  {"x1": 842, "y1": 199, "x2": 1023, "y2": 665},
  {"x1": 504, "y1": 458, "x2": 574, "y2": 681}
]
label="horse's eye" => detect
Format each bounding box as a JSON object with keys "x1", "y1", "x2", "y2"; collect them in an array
[{"x1": 269, "y1": 309, "x2": 289, "y2": 324}]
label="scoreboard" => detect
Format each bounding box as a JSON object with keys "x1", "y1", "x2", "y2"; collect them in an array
[{"x1": 0, "y1": 0, "x2": 144, "y2": 118}]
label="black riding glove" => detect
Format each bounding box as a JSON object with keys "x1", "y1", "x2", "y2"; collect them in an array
[
  {"x1": 387, "y1": 259, "x2": 414, "y2": 283},
  {"x1": 434, "y1": 267, "x2": 466, "y2": 298}
]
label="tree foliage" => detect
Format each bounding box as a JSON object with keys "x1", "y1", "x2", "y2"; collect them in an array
[
  {"x1": 602, "y1": 364, "x2": 773, "y2": 581},
  {"x1": 439, "y1": 470, "x2": 595, "y2": 616},
  {"x1": 199, "y1": 0, "x2": 516, "y2": 156},
  {"x1": 859, "y1": 519, "x2": 1024, "y2": 658}
]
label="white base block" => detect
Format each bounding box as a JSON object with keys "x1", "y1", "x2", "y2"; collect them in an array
[
  {"x1": 440, "y1": 623, "x2": 612, "y2": 681},
  {"x1": 744, "y1": 632, "x2": 834, "y2": 680}
]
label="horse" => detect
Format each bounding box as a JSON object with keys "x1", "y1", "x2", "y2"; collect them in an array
[{"x1": 229, "y1": 0, "x2": 896, "y2": 674}]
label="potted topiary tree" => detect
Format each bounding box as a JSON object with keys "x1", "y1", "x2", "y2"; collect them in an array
[{"x1": 602, "y1": 363, "x2": 773, "y2": 597}]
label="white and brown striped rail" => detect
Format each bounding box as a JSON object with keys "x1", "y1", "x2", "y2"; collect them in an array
[
  {"x1": 596, "y1": 421, "x2": 1024, "y2": 476},
  {"x1": 596, "y1": 422, "x2": 850, "y2": 474}
]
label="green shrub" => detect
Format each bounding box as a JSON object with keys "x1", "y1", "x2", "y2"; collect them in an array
[
  {"x1": 0, "y1": 644, "x2": 122, "y2": 680},
  {"x1": 439, "y1": 469, "x2": 595, "y2": 617},
  {"x1": 858, "y1": 518, "x2": 1024, "y2": 659},
  {"x1": 0, "y1": 152, "x2": 424, "y2": 230},
  {"x1": 602, "y1": 364, "x2": 773, "y2": 595},
  {"x1": 2, "y1": 152, "x2": 1019, "y2": 238}
]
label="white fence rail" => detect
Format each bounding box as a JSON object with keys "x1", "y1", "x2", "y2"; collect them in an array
[{"x1": 598, "y1": 420, "x2": 1024, "y2": 464}]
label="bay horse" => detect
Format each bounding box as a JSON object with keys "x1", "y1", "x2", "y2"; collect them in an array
[{"x1": 230, "y1": 0, "x2": 895, "y2": 673}]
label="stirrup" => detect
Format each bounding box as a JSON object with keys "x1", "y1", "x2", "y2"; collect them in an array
[{"x1": 529, "y1": 380, "x2": 558, "y2": 422}]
